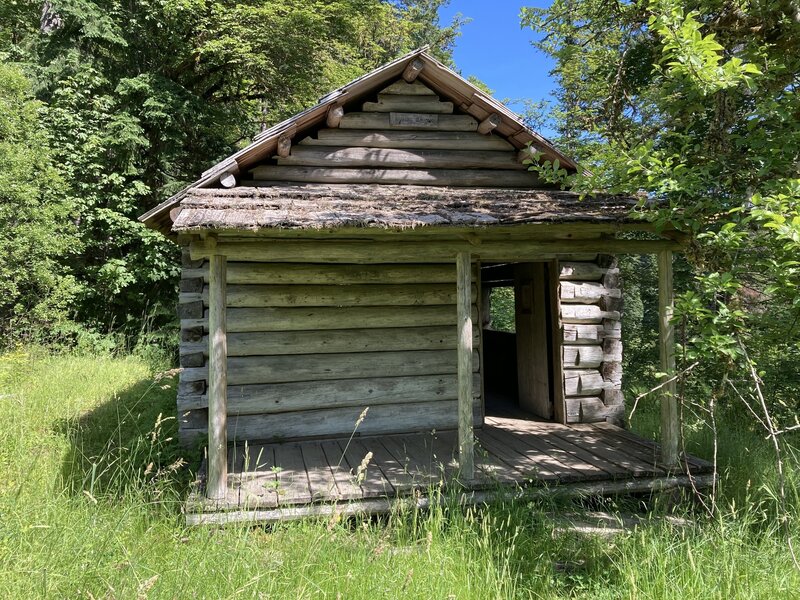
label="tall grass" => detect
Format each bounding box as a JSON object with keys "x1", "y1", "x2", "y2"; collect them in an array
[{"x1": 0, "y1": 349, "x2": 798, "y2": 598}]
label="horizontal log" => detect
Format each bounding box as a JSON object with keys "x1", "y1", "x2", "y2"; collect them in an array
[
  {"x1": 562, "y1": 322, "x2": 621, "y2": 344},
  {"x1": 275, "y1": 146, "x2": 525, "y2": 170},
  {"x1": 559, "y1": 262, "x2": 615, "y2": 281},
  {"x1": 184, "y1": 262, "x2": 465, "y2": 285},
  {"x1": 477, "y1": 113, "x2": 501, "y2": 135},
  {"x1": 190, "y1": 239, "x2": 679, "y2": 264},
  {"x1": 181, "y1": 246, "x2": 203, "y2": 269},
  {"x1": 194, "y1": 283, "x2": 477, "y2": 307},
  {"x1": 185, "y1": 400, "x2": 483, "y2": 443},
  {"x1": 562, "y1": 345, "x2": 605, "y2": 369},
  {"x1": 184, "y1": 326, "x2": 480, "y2": 357},
  {"x1": 181, "y1": 305, "x2": 478, "y2": 333},
  {"x1": 178, "y1": 297, "x2": 203, "y2": 319},
  {"x1": 339, "y1": 112, "x2": 477, "y2": 131},
  {"x1": 180, "y1": 349, "x2": 480, "y2": 385},
  {"x1": 563, "y1": 324, "x2": 604, "y2": 344},
  {"x1": 561, "y1": 305, "x2": 621, "y2": 324},
  {"x1": 565, "y1": 397, "x2": 616, "y2": 423},
  {"x1": 564, "y1": 370, "x2": 612, "y2": 396},
  {"x1": 560, "y1": 281, "x2": 622, "y2": 304},
  {"x1": 178, "y1": 373, "x2": 482, "y2": 414},
  {"x1": 248, "y1": 166, "x2": 541, "y2": 187},
  {"x1": 380, "y1": 80, "x2": 437, "y2": 95},
  {"x1": 326, "y1": 104, "x2": 344, "y2": 128},
  {"x1": 302, "y1": 129, "x2": 514, "y2": 151},
  {"x1": 179, "y1": 277, "x2": 203, "y2": 293},
  {"x1": 403, "y1": 58, "x2": 424, "y2": 83},
  {"x1": 363, "y1": 95, "x2": 453, "y2": 113}
]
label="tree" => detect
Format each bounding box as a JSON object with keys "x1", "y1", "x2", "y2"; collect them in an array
[
  {"x1": 523, "y1": 0, "x2": 800, "y2": 518},
  {"x1": 0, "y1": 0, "x2": 460, "y2": 337},
  {"x1": 0, "y1": 61, "x2": 77, "y2": 342}
]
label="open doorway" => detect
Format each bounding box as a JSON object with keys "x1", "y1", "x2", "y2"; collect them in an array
[{"x1": 481, "y1": 262, "x2": 557, "y2": 420}]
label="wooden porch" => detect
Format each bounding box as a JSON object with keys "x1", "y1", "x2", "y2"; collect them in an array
[{"x1": 187, "y1": 414, "x2": 714, "y2": 525}]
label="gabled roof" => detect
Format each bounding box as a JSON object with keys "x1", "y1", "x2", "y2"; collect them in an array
[{"x1": 140, "y1": 47, "x2": 581, "y2": 234}]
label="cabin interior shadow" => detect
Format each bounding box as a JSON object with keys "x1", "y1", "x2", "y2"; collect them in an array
[{"x1": 482, "y1": 262, "x2": 556, "y2": 421}]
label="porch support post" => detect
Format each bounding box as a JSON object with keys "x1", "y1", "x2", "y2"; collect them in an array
[
  {"x1": 658, "y1": 249, "x2": 679, "y2": 468},
  {"x1": 207, "y1": 251, "x2": 228, "y2": 500},
  {"x1": 456, "y1": 251, "x2": 475, "y2": 479}
]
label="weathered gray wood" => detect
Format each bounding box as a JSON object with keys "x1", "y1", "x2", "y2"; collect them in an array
[
  {"x1": 363, "y1": 95, "x2": 453, "y2": 114},
  {"x1": 186, "y1": 414, "x2": 716, "y2": 522},
  {"x1": 191, "y1": 239, "x2": 679, "y2": 265},
  {"x1": 181, "y1": 349, "x2": 480, "y2": 385},
  {"x1": 274, "y1": 146, "x2": 525, "y2": 170},
  {"x1": 326, "y1": 104, "x2": 344, "y2": 128},
  {"x1": 403, "y1": 58, "x2": 424, "y2": 82},
  {"x1": 183, "y1": 304, "x2": 478, "y2": 333},
  {"x1": 565, "y1": 397, "x2": 606, "y2": 423},
  {"x1": 318, "y1": 441, "x2": 363, "y2": 500},
  {"x1": 298, "y1": 443, "x2": 339, "y2": 500},
  {"x1": 215, "y1": 400, "x2": 468, "y2": 442},
  {"x1": 560, "y1": 262, "x2": 612, "y2": 281},
  {"x1": 249, "y1": 165, "x2": 540, "y2": 187},
  {"x1": 185, "y1": 262, "x2": 458, "y2": 285},
  {"x1": 179, "y1": 373, "x2": 482, "y2": 415},
  {"x1": 207, "y1": 253, "x2": 228, "y2": 500},
  {"x1": 187, "y1": 474, "x2": 717, "y2": 525},
  {"x1": 379, "y1": 79, "x2": 436, "y2": 95},
  {"x1": 186, "y1": 325, "x2": 479, "y2": 357},
  {"x1": 339, "y1": 439, "x2": 395, "y2": 497},
  {"x1": 338, "y1": 111, "x2": 477, "y2": 131},
  {"x1": 200, "y1": 283, "x2": 477, "y2": 308},
  {"x1": 564, "y1": 370, "x2": 610, "y2": 396},
  {"x1": 561, "y1": 281, "x2": 622, "y2": 304},
  {"x1": 561, "y1": 304, "x2": 621, "y2": 324},
  {"x1": 301, "y1": 129, "x2": 514, "y2": 151},
  {"x1": 276, "y1": 133, "x2": 292, "y2": 158},
  {"x1": 488, "y1": 422, "x2": 609, "y2": 481},
  {"x1": 515, "y1": 263, "x2": 552, "y2": 419},
  {"x1": 548, "y1": 260, "x2": 566, "y2": 424},
  {"x1": 563, "y1": 324, "x2": 603, "y2": 344},
  {"x1": 659, "y1": 249, "x2": 679, "y2": 467},
  {"x1": 457, "y1": 252, "x2": 475, "y2": 479},
  {"x1": 274, "y1": 443, "x2": 312, "y2": 504},
  {"x1": 219, "y1": 170, "x2": 237, "y2": 188},
  {"x1": 562, "y1": 345, "x2": 605, "y2": 369},
  {"x1": 477, "y1": 113, "x2": 501, "y2": 135}
]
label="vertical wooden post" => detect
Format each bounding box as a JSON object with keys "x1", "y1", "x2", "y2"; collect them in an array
[
  {"x1": 207, "y1": 252, "x2": 228, "y2": 500},
  {"x1": 456, "y1": 252, "x2": 475, "y2": 479},
  {"x1": 658, "y1": 250, "x2": 679, "y2": 468},
  {"x1": 548, "y1": 260, "x2": 566, "y2": 424}
]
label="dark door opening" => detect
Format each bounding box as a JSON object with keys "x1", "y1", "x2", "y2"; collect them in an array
[{"x1": 482, "y1": 262, "x2": 556, "y2": 420}]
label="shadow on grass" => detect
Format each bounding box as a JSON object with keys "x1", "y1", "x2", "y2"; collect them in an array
[{"x1": 54, "y1": 372, "x2": 200, "y2": 509}]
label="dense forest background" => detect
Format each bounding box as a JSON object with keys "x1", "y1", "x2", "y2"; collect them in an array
[
  {"x1": 1, "y1": 0, "x2": 799, "y2": 430},
  {"x1": 0, "y1": 0, "x2": 461, "y2": 353}
]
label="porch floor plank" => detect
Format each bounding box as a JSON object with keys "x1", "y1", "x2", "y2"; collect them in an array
[{"x1": 188, "y1": 415, "x2": 715, "y2": 522}]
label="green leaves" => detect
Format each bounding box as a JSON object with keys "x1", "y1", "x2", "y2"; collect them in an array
[
  {"x1": 649, "y1": 0, "x2": 761, "y2": 95},
  {"x1": 524, "y1": 0, "x2": 800, "y2": 421}
]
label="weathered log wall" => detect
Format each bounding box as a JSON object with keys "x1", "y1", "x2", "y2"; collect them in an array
[
  {"x1": 559, "y1": 255, "x2": 625, "y2": 425},
  {"x1": 176, "y1": 248, "x2": 482, "y2": 445}
]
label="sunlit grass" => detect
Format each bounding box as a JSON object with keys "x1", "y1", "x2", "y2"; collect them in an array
[{"x1": 0, "y1": 349, "x2": 798, "y2": 598}]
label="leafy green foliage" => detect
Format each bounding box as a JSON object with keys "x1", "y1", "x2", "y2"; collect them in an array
[
  {"x1": 522, "y1": 0, "x2": 800, "y2": 426},
  {"x1": 488, "y1": 287, "x2": 515, "y2": 332},
  {"x1": 0, "y1": 0, "x2": 458, "y2": 341},
  {"x1": 0, "y1": 61, "x2": 78, "y2": 341}
]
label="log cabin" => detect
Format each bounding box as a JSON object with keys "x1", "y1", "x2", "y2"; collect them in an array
[{"x1": 140, "y1": 48, "x2": 712, "y2": 524}]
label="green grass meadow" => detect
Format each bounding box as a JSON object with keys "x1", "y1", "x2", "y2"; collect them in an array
[{"x1": 1, "y1": 349, "x2": 799, "y2": 598}]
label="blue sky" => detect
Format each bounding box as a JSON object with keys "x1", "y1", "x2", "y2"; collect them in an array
[{"x1": 437, "y1": 1, "x2": 557, "y2": 134}]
